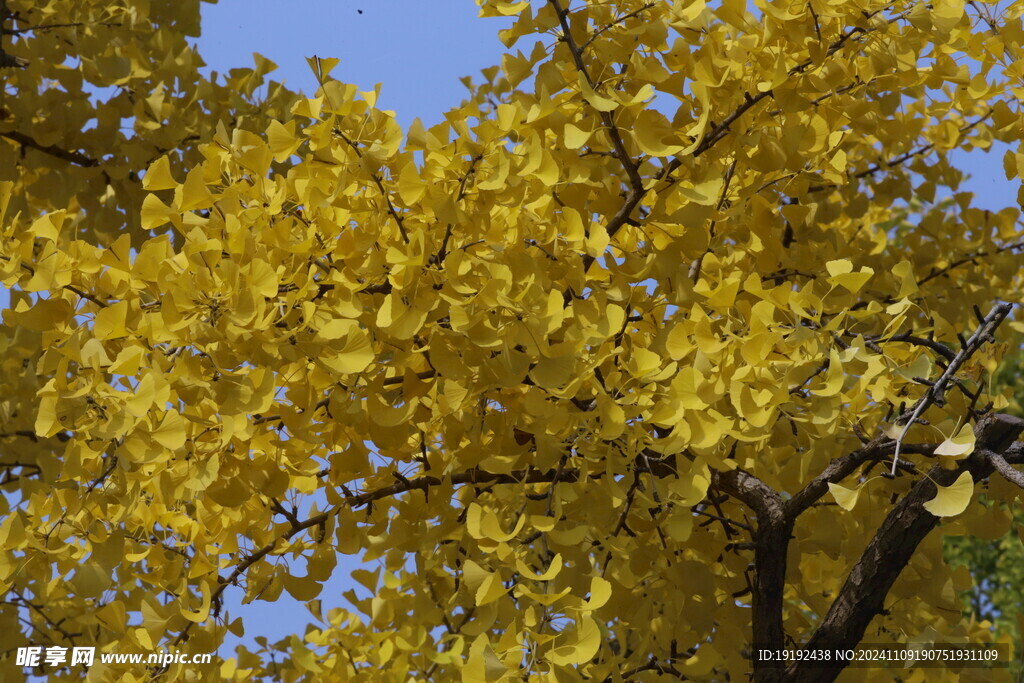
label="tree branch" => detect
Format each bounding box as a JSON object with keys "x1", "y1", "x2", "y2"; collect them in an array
[
  {"x1": 333, "y1": 128, "x2": 409, "y2": 243},
  {"x1": 0, "y1": 0, "x2": 26, "y2": 68},
  {"x1": 786, "y1": 413, "x2": 1024, "y2": 682},
  {"x1": 785, "y1": 437, "x2": 890, "y2": 519},
  {"x1": 0, "y1": 130, "x2": 101, "y2": 167},
  {"x1": 713, "y1": 467, "x2": 791, "y2": 677},
  {"x1": 175, "y1": 465, "x2": 586, "y2": 643},
  {"x1": 890, "y1": 302, "x2": 1013, "y2": 475},
  {"x1": 0, "y1": 51, "x2": 26, "y2": 68},
  {"x1": 862, "y1": 331, "x2": 957, "y2": 362},
  {"x1": 4, "y1": 21, "x2": 119, "y2": 36},
  {"x1": 548, "y1": 0, "x2": 646, "y2": 269},
  {"x1": 916, "y1": 240, "x2": 1024, "y2": 288},
  {"x1": 579, "y1": 3, "x2": 657, "y2": 53},
  {"x1": 658, "y1": 3, "x2": 907, "y2": 190},
  {"x1": 988, "y1": 450, "x2": 1024, "y2": 489},
  {"x1": 806, "y1": 111, "x2": 994, "y2": 194}
]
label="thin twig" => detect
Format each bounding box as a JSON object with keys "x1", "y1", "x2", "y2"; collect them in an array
[
  {"x1": 579, "y1": 3, "x2": 657, "y2": 53},
  {"x1": 890, "y1": 303, "x2": 1013, "y2": 475},
  {"x1": 334, "y1": 128, "x2": 409, "y2": 243},
  {"x1": 0, "y1": 131, "x2": 100, "y2": 166},
  {"x1": 989, "y1": 451, "x2": 1024, "y2": 489}
]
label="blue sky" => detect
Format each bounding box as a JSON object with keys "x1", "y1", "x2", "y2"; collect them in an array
[
  {"x1": 197, "y1": 0, "x2": 519, "y2": 131},
  {"x1": 189, "y1": 0, "x2": 1022, "y2": 659},
  {"x1": 191, "y1": 0, "x2": 1019, "y2": 212}
]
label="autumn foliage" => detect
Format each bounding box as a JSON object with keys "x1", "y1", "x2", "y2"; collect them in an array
[{"x1": 3, "y1": 0, "x2": 1024, "y2": 680}]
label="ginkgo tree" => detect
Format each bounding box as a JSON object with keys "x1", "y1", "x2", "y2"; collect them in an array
[{"x1": 3, "y1": 0, "x2": 1024, "y2": 680}]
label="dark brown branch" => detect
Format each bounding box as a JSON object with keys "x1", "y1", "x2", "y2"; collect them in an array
[
  {"x1": 0, "y1": 51, "x2": 26, "y2": 67},
  {"x1": 0, "y1": 130, "x2": 100, "y2": 167},
  {"x1": 269, "y1": 498, "x2": 300, "y2": 528},
  {"x1": 607, "y1": 657, "x2": 687, "y2": 681},
  {"x1": 0, "y1": 430, "x2": 39, "y2": 441},
  {"x1": 548, "y1": 0, "x2": 640, "y2": 189},
  {"x1": 611, "y1": 476, "x2": 642, "y2": 537},
  {"x1": 698, "y1": 7, "x2": 897, "y2": 157},
  {"x1": 333, "y1": 128, "x2": 409, "y2": 243},
  {"x1": 862, "y1": 331, "x2": 957, "y2": 362},
  {"x1": 579, "y1": 3, "x2": 657, "y2": 53},
  {"x1": 657, "y1": 4, "x2": 906, "y2": 192},
  {"x1": 252, "y1": 371, "x2": 436, "y2": 426},
  {"x1": 790, "y1": 304, "x2": 1012, "y2": 517},
  {"x1": 9, "y1": 591, "x2": 81, "y2": 644},
  {"x1": 768, "y1": 81, "x2": 866, "y2": 118},
  {"x1": 891, "y1": 302, "x2": 1013, "y2": 474},
  {"x1": 713, "y1": 467, "x2": 791, "y2": 677},
  {"x1": 549, "y1": 0, "x2": 645, "y2": 267},
  {"x1": 689, "y1": 159, "x2": 737, "y2": 282},
  {"x1": 0, "y1": 5, "x2": 26, "y2": 69},
  {"x1": 917, "y1": 240, "x2": 1024, "y2": 288},
  {"x1": 85, "y1": 455, "x2": 118, "y2": 494},
  {"x1": 989, "y1": 450, "x2": 1024, "y2": 489},
  {"x1": 966, "y1": 0, "x2": 1001, "y2": 33},
  {"x1": 853, "y1": 112, "x2": 991, "y2": 181},
  {"x1": 693, "y1": 90, "x2": 771, "y2": 158},
  {"x1": 0, "y1": 256, "x2": 116, "y2": 308},
  {"x1": 177, "y1": 465, "x2": 587, "y2": 643},
  {"x1": 807, "y1": 111, "x2": 993, "y2": 195},
  {"x1": 435, "y1": 152, "x2": 483, "y2": 264},
  {"x1": 786, "y1": 413, "x2": 1024, "y2": 682},
  {"x1": 4, "y1": 21, "x2": 119, "y2": 36},
  {"x1": 0, "y1": 462, "x2": 41, "y2": 486},
  {"x1": 785, "y1": 437, "x2": 890, "y2": 519},
  {"x1": 693, "y1": 506, "x2": 752, "y2": 533}
]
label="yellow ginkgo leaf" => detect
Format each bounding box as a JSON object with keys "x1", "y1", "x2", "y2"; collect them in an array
[
  {"x1": 397, "y1": 161, "x2": 426, "y2": 204},
  {"x1": 474, "y1": 573, "x2": 508, "y2": 606},
  {"x1": 181, "y1": 581, "x2": 211, "y2": 623},
  {"x1": 811, "y1": 347, "x2": 844, "y2": 397},
  {"x1": 596, "y1": 394, "x2": 626, "y2": 440},
  {"x1": 546, "y1": 615, "x2": 601, "y2": 666},
  {"x1": 678, "y1": 177, "x2": 725, "y2": 206},
  {"x1": 563, "y1": 122, "x2": 592, "y2": 149},
  {"x1": 530, "y1": 354, "x2": 576, "y2": 390},
  {"x1": 577, "y1": 75, "x2": 618, "y2": 112},
  {"x1": 5, "y1": 0, "x2": 1022, "y2": 673},
  {"x1": 466, "y1": 503, "x2": 526, "y2": 542},
  {"x1": 515, "y1": 553, "x2": 562, "y2": 581},
  {"x1": 150, "y1": 411, "x2": 186, "y2": 450},
  {"x1": 825, "y1": 258, "x2": 853, "y2": 276},
  {"x1": 463, "y1": 634, "x2": 508, "y2": 683},
  {"x1": 933, "y1": 423, "x2": 975, "y2": 458},
  {"x1": 665, "y1": 324, "x2": 693, "y2": 360},
  {"x1": 581, "y1": 576, "x2": 612, "y2": 611},
  {"x1": 93, "y1": 300, "x2": 129, "y2": 340},
  {"x1": 825, "y1": 259, "x2": 874, "y2": 292},
  {"x1": 882, "y1": 423, "x2": 904, "y2": 439},
  {"x1": 828, "y1": 482, "x2": 862, "y2": 511},
  {"x1": 480, "y1": 0, "x2": 530, "y2": 17},
  {"x1": 142, "y1": 155, "x2": 178, "y2": 191},
  {"x1": 923, "y1": 472, "x2": 974, "y2": 518},
  {"x1": 306, "y1": 55, "x2": 340, "y2": 82},
  {"x1": 177, "y1": 166, "x2": 213, "y2": 212},
  {"x1": 266, "y1": 119, "x2": 302, "y2": 162},
  {"x1": 140, "y1": 193, "x2": 174, "y2": 230}
]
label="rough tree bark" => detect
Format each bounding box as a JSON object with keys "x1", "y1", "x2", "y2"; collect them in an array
[
  {"x1": 785, "y1": 413, "x2": 1024, "y2": 681},
  {"x1": 712, "y1": 304, "x2": 1024, "y2": 682}
]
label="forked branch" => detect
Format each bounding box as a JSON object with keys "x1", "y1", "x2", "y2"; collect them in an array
[{"x1": 890, "y1": 302, "x2": 1012, "y2": 475}]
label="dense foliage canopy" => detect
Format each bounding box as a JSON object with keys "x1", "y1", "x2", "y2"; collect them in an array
[{"x1": 3, "y1": 0, "x2": 1024, "y2": 681}]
